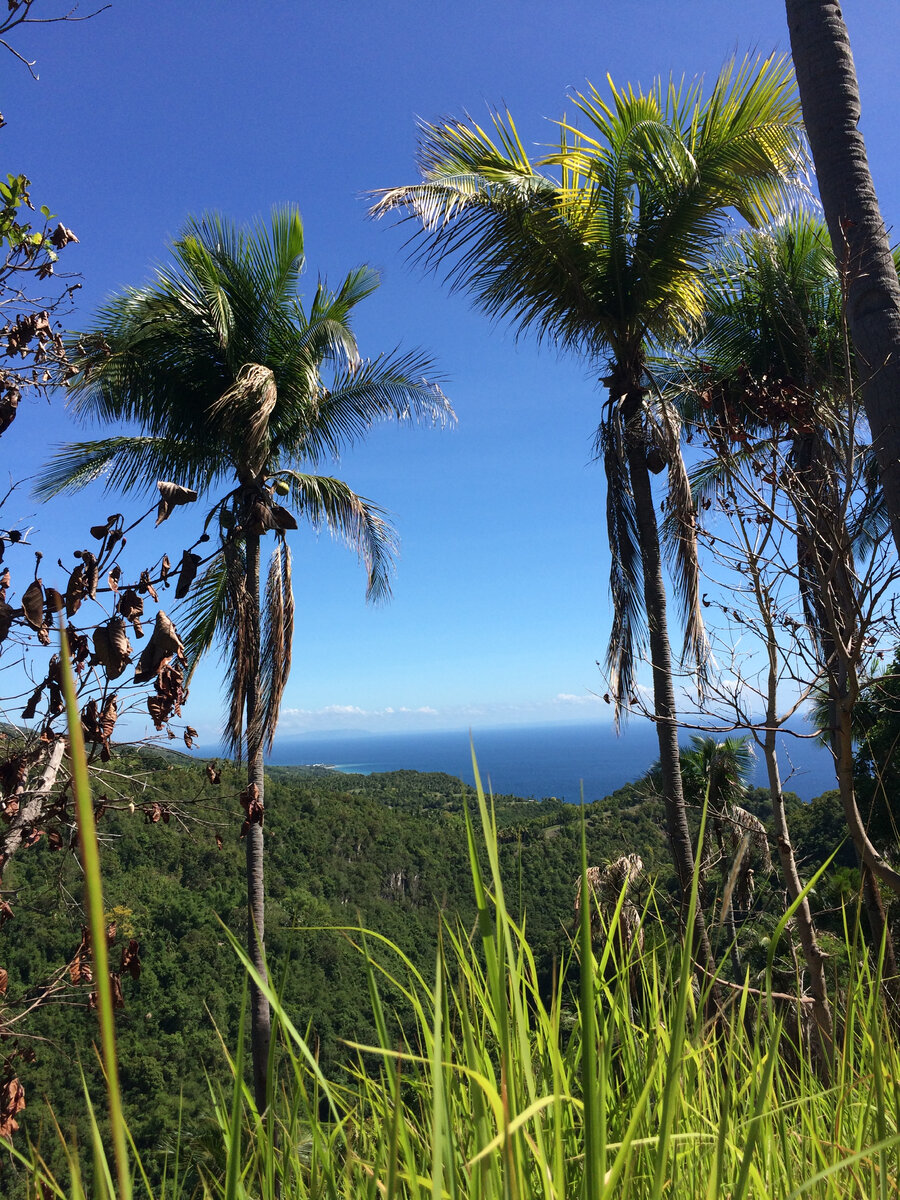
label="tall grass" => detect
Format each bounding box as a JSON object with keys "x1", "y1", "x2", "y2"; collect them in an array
[{"x1": 13, "y1": 742, "x2": 900, "y2": 1198}]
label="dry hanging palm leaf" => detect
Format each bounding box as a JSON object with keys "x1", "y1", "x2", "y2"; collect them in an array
[
  {"x1": 209, "y1": 363, "x2": 277, "y2": 477},
  {"x1": 133, "y1": 610, "x2": 183, "y2": 683},
  {"x1": 271, "y1": 504, "x2": 298, "y2": 532},
  {"x1": 174, "y1": 550, "x2": 202, "y2": 600},
  {"x1": 250, "y1": 541, "x2": 294, "y2": 754},
  {"x1": 92, "y1": 617, "x2": 133, "y2": 680},
  {"x1": 155, "y1": 480, "x2": 198, "y2": 526},
  {"x1": 575, "y1": 855, "x2": 645, "y2": 960},
  {"x1": 656, "y1": 401, "x2": 709, "y2": 683}
]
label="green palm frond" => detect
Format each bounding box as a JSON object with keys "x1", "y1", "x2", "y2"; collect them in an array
[
  {"x1": 35, "y1": 436, "x2": 229, "y2": 501},
  {"x1": 283, "y1": 472, "x2": 398, "y2": 603},
  {"x1": 36, "y1": 207, "x2": 451, "y2": 756}
]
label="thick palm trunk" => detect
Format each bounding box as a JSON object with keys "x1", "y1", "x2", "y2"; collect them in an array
[
  {"x1": 785, "y1": 0, "x2": 900, "y2": 555},
  {"x1": 623, "y1": 396, "x2": 718, "y2": 986},
  {"x1": 244, "y1": 528, "x2": 272, "y2": 1111}
]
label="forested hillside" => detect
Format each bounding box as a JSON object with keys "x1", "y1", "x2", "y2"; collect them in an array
[
  {"x1": 0, "y1": 744, "x2": 856, "y2": 1192},
  {"x1": 1, "y1": 750, "x2": 661, "y2": 1183}
]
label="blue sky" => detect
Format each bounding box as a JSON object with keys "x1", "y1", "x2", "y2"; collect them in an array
[{"x1": 3, "y1": 0, "x2": 899, "y2": 742}]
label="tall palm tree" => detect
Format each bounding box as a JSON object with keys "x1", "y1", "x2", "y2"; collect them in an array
[
  {"x1": 674, "y1": 214, "x2": 887, "y2": 1047},
  {"x1": 372, "y1": 56, "x2": 803, "y2": 977},
  {"x1": 784, "y1": 0, "x2": 900, "y2": 556},
  {"x1": 35, "y1": 207, "x2": 452, "y2": 1109}
]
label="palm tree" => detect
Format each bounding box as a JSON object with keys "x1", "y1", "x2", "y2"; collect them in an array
[
  {"x1": 784, "y1": 0, "x2": 900, "y2": 556},
  {"x1": 674, "y1": 214, "x2": 890, "y2": 1049},
  {"x1": 372, "y1": 56, "x2": 803, "y2": 978},
  {"x1": 35, "y1": 207, "x2": 452, "y2": 1109}
]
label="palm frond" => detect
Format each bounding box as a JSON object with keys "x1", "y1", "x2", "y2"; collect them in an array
[
  {"x1": 598, "y1": 408, "x2": 645, "y2": 722},
  {"x1": 284, "y1": 472, "x2": 398, "y2": 602},
  {"x1": 34, "y1": 437, "x2": 228, "y2": 501},
  {"x1": 177, "y1": 539, "x2": 250, "y2": 758},
  {"x1": 652, "y1": 402, "x2": 709, "y2": 682}
]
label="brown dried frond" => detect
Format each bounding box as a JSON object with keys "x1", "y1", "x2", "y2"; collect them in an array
[
  {"x1": 210, "y1": 363, "x2": 277, "y2": 477},
  {"x1": 249, "y1": 542, "x2": 294, "y2": 754}
]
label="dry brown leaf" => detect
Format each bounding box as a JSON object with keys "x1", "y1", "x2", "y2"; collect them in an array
[
  {"x1": 21, "y1": 579, "x2": 44, "y2": 630},
  {"x1": 134, "y1": 611, "x2": 183, "y2": 683},
  {"x1": 174, "y1": 550, "x2": 202, "y2": 600},
  {"x1": 138, "y1": 569, "x2": 158, "y2": 602},
  {"x1": 120, "y1": 939, "x2": 141, "y2": 980},
  {"x1": 271, "y1": 504, "x2": 298, "y2": 532},
  {"x1": 74, "y1": 550, "x2": 99, "y2": 598},
  {"x1": 92, "y1": 617, "x2": 133, "y2": 680},
  {"x1": 0, "y1": 1076, "x2": 25, "y2": 1138},
  {"x1": 65, "y1": 564, "x2": 87, "y2": 617},
  {"x1": 156, "y1": 481, "x2": 198, "y2": 526},
  {"x1": 117, "y1": 587, "x2": 144, "y2": 637},
  {"x1": 0, "y1": 600, "x2": 12, "y2": 643}
]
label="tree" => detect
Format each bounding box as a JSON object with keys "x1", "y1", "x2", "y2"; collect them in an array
[
  {"x1": 372, "y1": 56, "x2": 803, "y2": 979},
  {"x1": 34, "y1": 207, "x2": 452, "y2": 1109},
  {"x1": 785, "y1": 0, "x2": 900, "y2": 557},
  {"x1": 680, "y1": 735, "x2": 769, "y2": 979},
  {"x1": 678, "y1": 214, "x2": 899, "y2": 1021}
]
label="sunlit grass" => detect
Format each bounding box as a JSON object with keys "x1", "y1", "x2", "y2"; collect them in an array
[{"x1": 12, "y1": 738, "x2": 900, "y2": 1198}]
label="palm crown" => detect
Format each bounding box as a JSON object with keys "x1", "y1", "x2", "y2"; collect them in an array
[
  {"x1": 37, "y1": 207, "x2": 453, "y2": 752},
  {"x1": 373, "y1": 55, "x2": 804, "y2": 703}
]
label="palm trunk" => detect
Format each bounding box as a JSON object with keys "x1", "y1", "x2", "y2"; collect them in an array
[
  {"x1": 623, "y1": 394, "x2": 718, "y2": 988},
  {"x1": 785, "y1": 0, "x2": 900, "y2": 556},
  {"x1": 244, "y1": 528, "x2": 272, "y2": 1112}
]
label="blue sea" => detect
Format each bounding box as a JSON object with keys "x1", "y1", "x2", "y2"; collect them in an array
[{"x1": 268, "y1": 720, "x2": 836, "y2": 803}]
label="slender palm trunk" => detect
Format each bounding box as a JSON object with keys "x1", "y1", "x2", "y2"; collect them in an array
[
  {"x1": 785, "y1": 0, "x2": 900, "y2": 556},
  {"x1": 244, "y1": 528, "x2": 272, "y2": 1111},
  {"x1": 764, "y1": 731, "x2": 834, "y2": 1067},
  {"x1": 623, "y1": 393, "x2": 718, "y2": 987}
]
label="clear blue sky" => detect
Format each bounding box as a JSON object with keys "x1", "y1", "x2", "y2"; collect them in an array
[{"x1": 3, "y1": 1, "x2": 899, "y2": 743}]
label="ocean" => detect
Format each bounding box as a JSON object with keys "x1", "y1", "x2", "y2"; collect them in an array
[{"x1": 268, "y1": 720, "x2": 836, "y2": 803}]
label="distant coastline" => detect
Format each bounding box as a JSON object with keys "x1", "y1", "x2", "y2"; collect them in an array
[{"x1": 264, "y1": 720, "x2": 835, "y2": 804}]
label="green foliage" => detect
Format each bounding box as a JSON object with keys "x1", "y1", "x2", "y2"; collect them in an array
[
  {"x1": 0, "y1": 755, "x2": 670, "y2": 1191},
  {"x1": 11, "y1": 758, "x2": 900, "y2": 1199}
]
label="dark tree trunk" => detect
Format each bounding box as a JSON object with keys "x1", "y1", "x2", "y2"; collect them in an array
[
  {"x1": 785, "y1": 0, "x2": 900, "y2": 555},
  {"x1": 623, "y1": 393, "x2": 718, "y2": 989},
  {"x1": 244, "y1": 528, "x2": 272, "y2": 1112}
]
